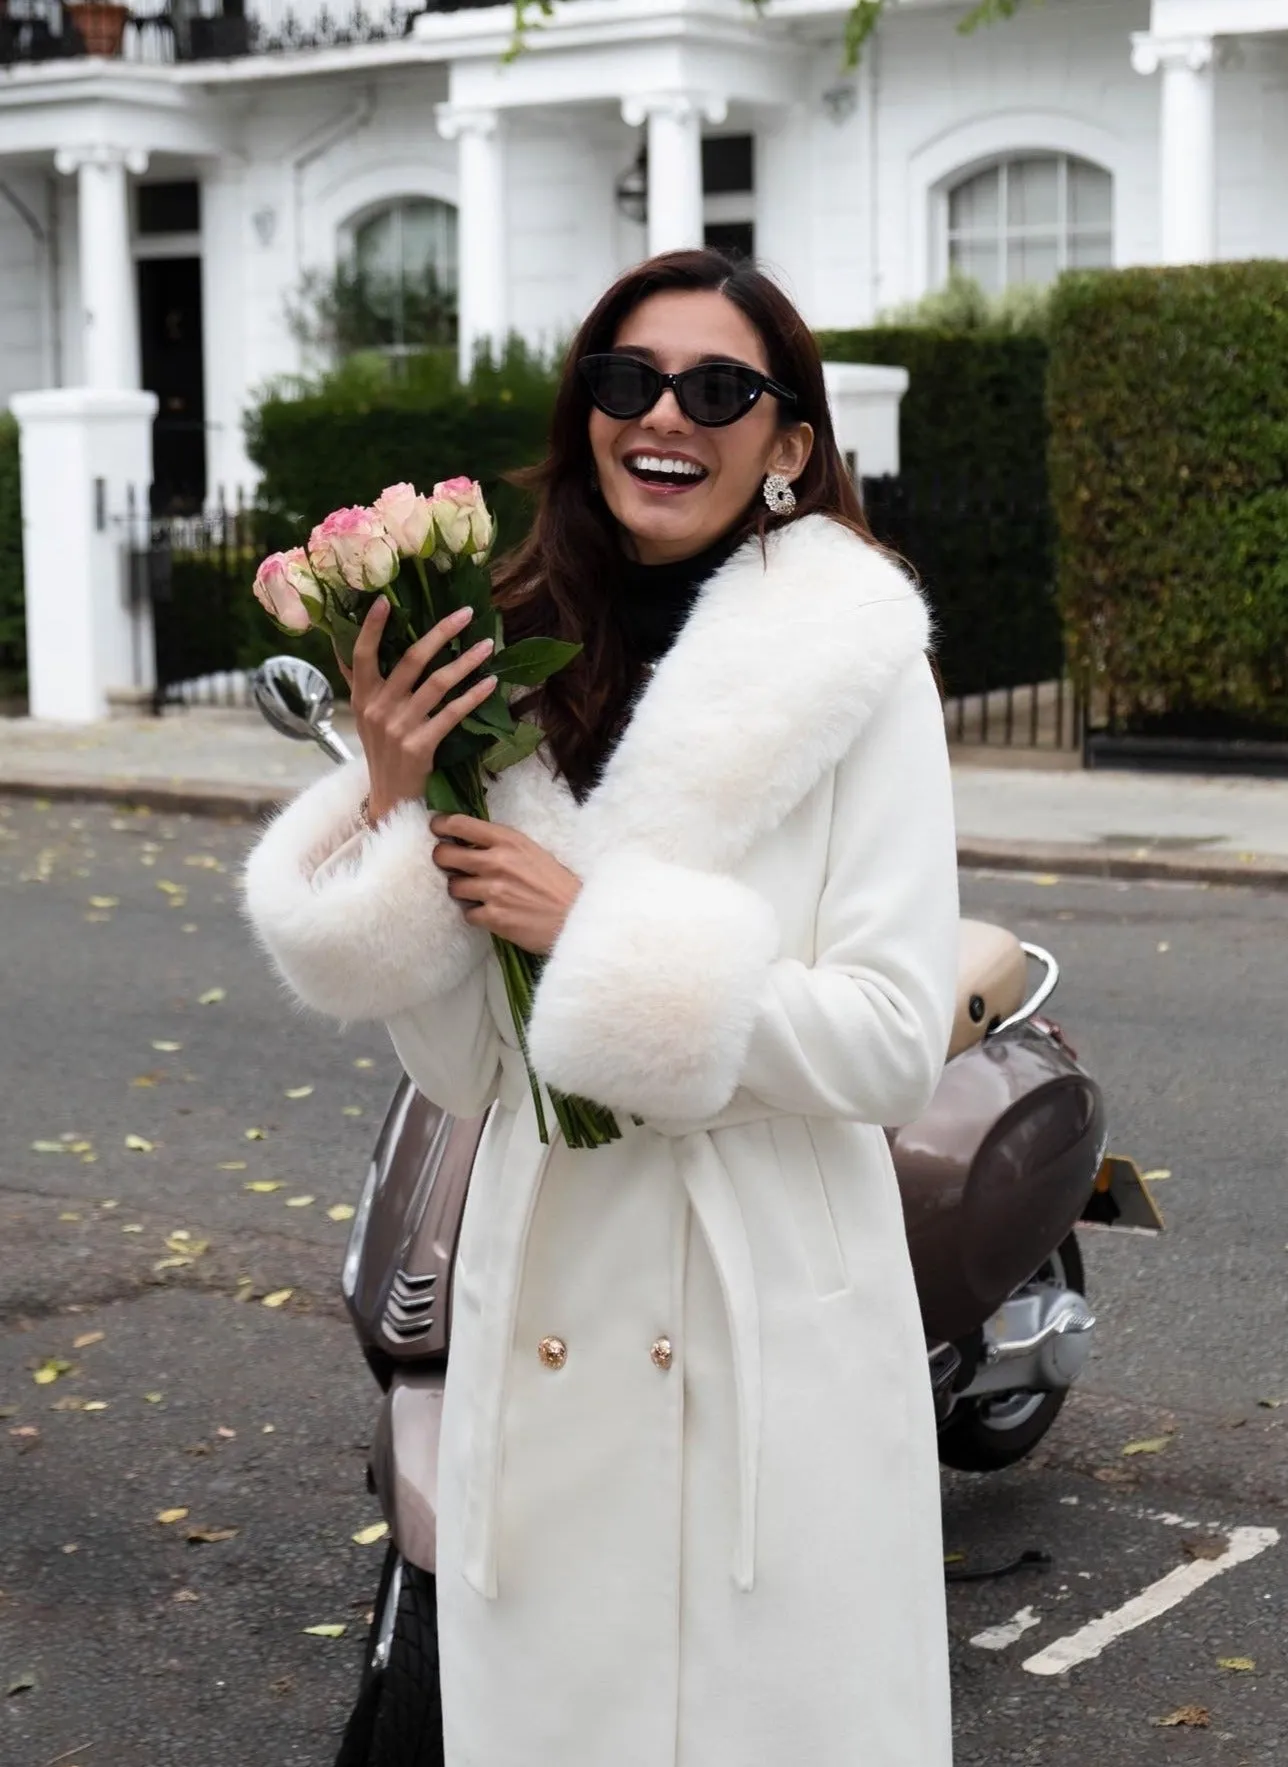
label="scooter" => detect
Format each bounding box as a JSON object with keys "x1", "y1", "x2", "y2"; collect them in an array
[{"x1": 251, "y1": 655, "x2": 1162, "y2": 1767}]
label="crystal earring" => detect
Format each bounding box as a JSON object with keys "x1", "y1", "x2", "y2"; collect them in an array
[{"x1": 763, "y1": 472, "x2": 796, "y2": 515}]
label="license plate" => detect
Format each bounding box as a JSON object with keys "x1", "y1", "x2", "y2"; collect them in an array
[{"x1": 1081, "y1": 1154, "x2": 1165, "y2": 1235}]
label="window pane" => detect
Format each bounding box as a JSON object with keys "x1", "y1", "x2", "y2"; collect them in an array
[
  {"x1": 1006, "y1": 235, "x2": 1060, "y2": 288},
  {"x1": 1068, "y1": 230, "x2": 1113, "y2": 269},
  {"x1": 1007, "y1": 158, "x2": 1059, "y2": 228},
  {"x1": 355, "y1": 210, "x2": 399, "y2": 282},
  {"x1": 399, "y1": 199, "x2": 457, "y2": 294},
  {"x1": 949, "y1": 166, "x2": 1000, "y2": 235},
  {"x1": 702, "y1": 135, "x2": 754, "y2": 196},
  {"x1": 1069, "y1": 161, "x2": 1112, "y2": 228},
  {"x1": 950, "y1": 236, "x2": 1002, "y2": 293}
]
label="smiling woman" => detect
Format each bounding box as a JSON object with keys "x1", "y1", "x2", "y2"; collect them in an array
[{"x1": 241, "y1": 247, "x2": 960, "y2": 1767}]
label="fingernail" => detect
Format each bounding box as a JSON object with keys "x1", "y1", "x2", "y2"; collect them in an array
[
  {"x1": 450, "y1": 606, "x2": 472, "y2": 626},
  {"x1": 474, "y1": 638, "x2": 495, "y2": 655},
  {"x1": 480, "y1": 674, "x2": 498, "y2": 689}
]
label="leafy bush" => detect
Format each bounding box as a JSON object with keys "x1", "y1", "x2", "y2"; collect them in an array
[
  {"x1": 0, "y1": 414, "x2": 24, "y2": 699},
  {"x1": 245, "y1": 338, "x2": 559, "y2": 553},
  {"x1": 1047, "y1": 262, "x2": 1288, "y2": 736},
  {"x1": 817, "y1": 324, "x2": 1058, "y2": 695},
  {"x1": 875, "y1": 272, "x2": 1051, "y2": 337}
]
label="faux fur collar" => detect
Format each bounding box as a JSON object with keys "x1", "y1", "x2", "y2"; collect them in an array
[{"x1": 490, "y1": 514, "x2": 931, "y2": 875}]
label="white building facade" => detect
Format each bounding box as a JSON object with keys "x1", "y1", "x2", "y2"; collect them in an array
[{"x1": 0, "y1": 0, "x2": 1284, "y2": 504}]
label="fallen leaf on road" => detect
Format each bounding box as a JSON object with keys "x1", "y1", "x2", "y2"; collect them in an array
[
  {"x1": 186, "y1": 1526, "x2": 238, "y2": 1544},
  {"x1": 0, "y1": 1405, "x2": 15, "y2": 1419},
  {"x1": 327, "y1": 1204, "x2": 356, "y2": 1222},
  {"x1": 245, "y1": 1181, "x2": 282, "y2": 1194},
  {"x1": 156, "y1": 880, "x2": 185, "y2": 896},
  {"x1": 1218, "y1": 1657, "x2": 1256, "y2": 1672},
  {"x1": 156, "y1": 1508, "x2": 189, "y2": 1525},
  {"x1": 154, "y1": 1256, "x2": 194, "y2": 1272},
  {"x1": 285, "y1": 1085, "x2": 314, "y2": 1099},
  {"x1": 1122, "y1": 1436, "x2": 1173, "y2": 1456},
  {"x1": 33, "y1": 1358, "x2": 74, "y2": 1386},
  {"x1": 5, "y1": 1674, "x2": 35, "y2": 1696},
  {"x1": 352, "y1": 1522, "x2": 389, "y2": 1546},
  {"x1": 130, "y1": 1075, "x2": 160, "y2": 1088},
  {"x1": 303, "y1": 1624, "x2": 347, "y2": 1639},
  {"x1": 1182, "y1": 1534, "x2": 1228, "y2": 1561},
  {"x1": 125, "y1": 1135, "x2": 155, "y2": 1153},
  {"x1": 1257, "y1": 1397, "x2": 1284, "y2": 1409},
  {"x1": 1156, "y1": 941, "x2": 1170, "y2": 953},
  {"x1": 354, "y1": 1058, "x2": 374, "y2": 1069},
  {"x1": 244, "y1": 1127, "x2": 266, "y2": 1141},
  {"x1": 10, "y1": 1425, "x2": 39, "y2": 1439},
  {"x1": 217, "y1": 1161, "x2": 248, "y2": 1171},
  {"x1": 197, "y1": 988, "x2": 226, "y2": 1005},
  {"x1": 98, "y1": 1200, "x2": 118, "y2": 1210},
  {"x1": 31, "y1": 1140, "x2": 70, "y2": 1154},
  {"x1": 166, "y1": 1234, "x2": 208, "y2": 1256},
  {"x1": 121, "y1": 1224, "x2": 144, "y2": 1234},
  {"x1": 1142, "y1": 1168, "x2": 1172, "y2": 1182},
  {"x1": 1153, "y1": 1706, "x2": 1209, "y2": 1728},
  {"x1": 152, "y1": 1040, "x2": 183, "y2": 1052},
  {"x1": 88, "y1": 896, "x2": 119, "y2": 909},
  {"x1": 285, "y1": 1195, "x2": 315, "y2": 1209},
  {"x1": 62, "y1": 1542, "x2": 79, "y2": 1552},
  {"x1": 1032, "y1": 874, "x2": 1060, "y2": 886},
  {"x1": 72, "y1": 1332, "x2": 104, "y2": 1350},
  {"x1": 143, "y1": 1393, "x2": 164, "y2": 1404},
  {"x1": 173, "y1": 1588, "x2": 200, "y2": 1603},
  {"x1": 216, "y1": 1426, "x2": 236, "y2": 1440},
  {"x1": 342, "y1": 1107, "x2": 363, "y2": 1117},
  {"x1": 82, "y1": 1401, "x2": 108, "y2": 1413},
  {"x1": 262, "y1": 1290, "x2": 293, "y2": 1309},
  {"x1": 262, "y1": 1424, "x2": 275, "y2": 1433},
  {"x1": 59, "y1": 1212, "x2": 81, "y2": 1222},
  {"x1": 183, "y1": 854, "x2": 224, "y2": 870}
]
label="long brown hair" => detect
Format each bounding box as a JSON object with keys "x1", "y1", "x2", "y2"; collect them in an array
[{"x1": 492, "y1": 249, "x2": 880, "y2": 797}]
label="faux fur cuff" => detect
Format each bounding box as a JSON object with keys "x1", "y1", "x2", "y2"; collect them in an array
[
  {"x1": 239, "y1": 759, "x2": 487, "y2": 1023},
  {"x1": 527, "y1": 853, "x2": 780, "y2": 1122}
]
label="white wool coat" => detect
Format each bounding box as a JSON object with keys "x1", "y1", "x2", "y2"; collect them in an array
[{"x1": 241, "y1": 514, "x2": 960, "y2": 1767}]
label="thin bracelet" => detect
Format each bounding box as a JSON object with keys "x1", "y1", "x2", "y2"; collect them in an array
[{"x1": 358, "y1": 793, "x2": 374, "y2": 833}]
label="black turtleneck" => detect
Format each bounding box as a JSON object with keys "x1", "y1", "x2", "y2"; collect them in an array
[{"x1": 610, "y1": 527, "x2": 746, "y2": 668}]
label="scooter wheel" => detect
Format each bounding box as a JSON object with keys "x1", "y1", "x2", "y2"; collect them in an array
[
  {"x1": 333, "y1": 1545, "x2": 443, "y2": 1767},
  {"x1": 937, "y1": 1233, "x2": 1087, "y2": 1474}
]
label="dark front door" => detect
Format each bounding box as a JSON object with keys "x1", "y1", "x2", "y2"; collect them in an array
[{"x1": 138, "y1": 256, "x2": 206, "y2": 514}]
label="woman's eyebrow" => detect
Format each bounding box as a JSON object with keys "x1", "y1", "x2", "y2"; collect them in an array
[{"x1": 613, "y1": 346, "x2": 757, "y2": 370}]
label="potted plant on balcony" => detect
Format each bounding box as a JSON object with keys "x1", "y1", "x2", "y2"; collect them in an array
[{"x1": 65, "y1": 1, "x2": 132, "y2": 56}]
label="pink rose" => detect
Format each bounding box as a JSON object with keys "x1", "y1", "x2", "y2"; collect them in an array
[
  {"x1": 373, "y1": 482, "x2": 436, "y2": 558},
  {"x1": 307, "y1": 505, "x2": 399, "y2": 593},
  {"x1": 252, "y1": 548, "x2": 319, "y2": 634},
  {"x1": 428, "y1": 477, "x2": 495, "y2": 566}
]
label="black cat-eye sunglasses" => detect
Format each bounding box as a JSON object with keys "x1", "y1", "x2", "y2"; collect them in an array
[{"x1": 578, "y1": 352, "x2": 799, "y2": 429}]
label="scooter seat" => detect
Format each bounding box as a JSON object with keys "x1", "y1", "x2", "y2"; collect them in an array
[{"x1": 949, "y1": 920, "x2": 1029, "y2": 1059}]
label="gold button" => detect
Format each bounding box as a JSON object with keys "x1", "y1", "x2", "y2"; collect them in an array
[
  {"x1": 650, "y1": 1336, "x2": 673, "y2": 1371},
  {"x1": 537, "y1": 1335, "x2": 567, "y2": 1370}
]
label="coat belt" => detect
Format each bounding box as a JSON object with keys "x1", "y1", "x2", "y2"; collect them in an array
[{"x1": 460, "y1": 1095, "x2": 763, "y2": 1600}]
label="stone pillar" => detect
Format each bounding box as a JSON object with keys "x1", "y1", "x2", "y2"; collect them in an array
[
  {"x1": 1130, "y1": 33, "x2": 1217, "y2": 266},
  {"x1": 435, "y1": 105, "x2": 506, "y2": 381},
  {"x1": 54, "y1": 144, "x2": 149, "y2": 389},
  {"x1": 621, "y1": 92, "x2": 728, "y2": 257},
  {"x1": 10, "y1": 388, "x2": 159, "y2": 722}
]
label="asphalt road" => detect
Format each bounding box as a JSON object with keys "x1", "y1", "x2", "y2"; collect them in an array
[{"x1": 1, "y1": 795, "x2": 1284, "y2": 1767}]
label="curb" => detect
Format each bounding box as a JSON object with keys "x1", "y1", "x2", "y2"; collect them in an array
[
  {"x1": 957, "y1": 838, "x2": 1288, "y2": 892},
  {"x1": 3, "y1": 774, "x2": 1287, "y2": 892}
]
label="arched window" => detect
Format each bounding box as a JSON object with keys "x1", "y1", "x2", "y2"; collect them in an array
[
  {"x1": 350, "y1": 197, "x2": 458, "y2": 351},
  {"x1": 946, "y1": 155, "x2": 1112, "y2": 292}
]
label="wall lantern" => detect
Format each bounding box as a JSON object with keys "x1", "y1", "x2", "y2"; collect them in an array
[{"x1": 614, "y1": 143, "x2": 648, "y2": 225}]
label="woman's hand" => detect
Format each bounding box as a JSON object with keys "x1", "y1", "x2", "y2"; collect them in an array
[
  {"x1": 431, "y1": 815, "x2": 581, "y2": 957},
  {"x1": 334, "y1": 598, "x2": 499, "y2": 826}
]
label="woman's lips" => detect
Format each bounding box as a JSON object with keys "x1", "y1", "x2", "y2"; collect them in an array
[{"x1": 621, "y1": 452, "x2": 710, "y2": 497}]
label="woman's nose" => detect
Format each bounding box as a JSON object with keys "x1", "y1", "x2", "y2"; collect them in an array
[{"x1": 640, "y1": 388, "x2": 690, "y2": 432}]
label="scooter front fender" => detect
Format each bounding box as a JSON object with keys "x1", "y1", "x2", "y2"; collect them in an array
[{"x1": 370, "y1": 1364, "x2": 446, "y2": 1576}]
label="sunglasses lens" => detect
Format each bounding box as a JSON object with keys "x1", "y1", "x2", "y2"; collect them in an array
[
  {"x1": 680, "y1": 364, "x2": 759, "y2": 425},
  {"x1": 581, "y1": 356, "x2": 658, "y2": 418}
]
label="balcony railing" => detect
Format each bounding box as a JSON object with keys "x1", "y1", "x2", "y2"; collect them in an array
[{"x1": 0, "y1": 0, "x2": 492, "y2": 65}]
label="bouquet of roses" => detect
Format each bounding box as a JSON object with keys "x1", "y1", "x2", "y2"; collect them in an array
[{"x1": 252, "y1": 477, "x2": 620, "y2": 1151}]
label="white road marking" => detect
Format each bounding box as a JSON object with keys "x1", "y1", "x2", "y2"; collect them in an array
[
  {"x1": 1021, "y1": 1526, "x2": 1280, "y2": 1677},
  {"x1": 971, "y1": 1606, "x2": 1042, "y2": 1651}
]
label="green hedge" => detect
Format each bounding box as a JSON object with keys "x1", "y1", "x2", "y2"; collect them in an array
[
  {"x1": 245, "y1": 345, "x2": 557, "y2": 554},
  {"x1": 1048, "y1": 262, "x2": 1288, "y2": 737},
  {"x1": 816, "y1": 327, "x2": 1059, "y2": 695},
  {"x1": 0, "y1": 415, "x2": 24, "y2": 699}
]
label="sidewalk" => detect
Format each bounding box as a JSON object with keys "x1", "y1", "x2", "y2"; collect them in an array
[{"x1": 2, "y1": 710, "x2": 1287, "y2": 888}]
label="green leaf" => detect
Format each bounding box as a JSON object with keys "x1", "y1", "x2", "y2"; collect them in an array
[
  {"x1": 481, "y1": 720, "x2": 545, "y2": 774},
  {"x1": 425, "y1": 771, "x2": 470, "y2": 815},
  {"x1": 433, "y1": 726, "x2": 487, "y2": 772},
  {"x1": 462, "y1": 689, "x2": 514, "y2": 734},
  {"x1": 489, "y1": 637, "x2": 582, "y2": 686}
]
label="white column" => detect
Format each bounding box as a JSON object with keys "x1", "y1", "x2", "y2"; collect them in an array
[
  {"x1": 621, "y1": 92, "x2": 728, "y2": 257},
  {"x1": 435, "y1": 106, "x2": 506, "y2": 382},
  {"x1": 1130, "y1": 33, "x2": 1217, "y2": 265},
  {"x1": 10, "y1": 388, "x2": 159, "y2": 722},
  {"x1": 54, "y1": 144, "x2": 149, "y2": 389}
]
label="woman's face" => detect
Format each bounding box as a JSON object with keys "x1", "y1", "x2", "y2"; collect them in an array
[{"x1": 587, "y1": 288, "x2": 814, "y2": 566}]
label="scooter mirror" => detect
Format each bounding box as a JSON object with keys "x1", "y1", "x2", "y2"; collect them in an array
[{"x1": 251, "y1": 656, "x2": 353, "y2": 765}]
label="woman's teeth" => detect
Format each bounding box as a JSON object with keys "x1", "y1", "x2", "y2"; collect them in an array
[{"x1": 625, "y1": 455, "x2": 708, "y2": 487}]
